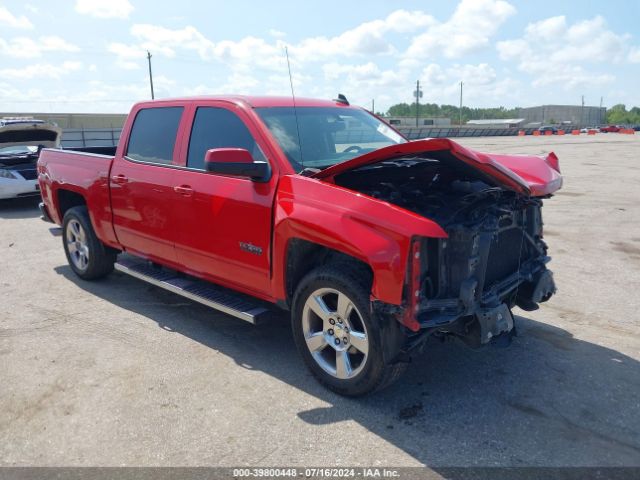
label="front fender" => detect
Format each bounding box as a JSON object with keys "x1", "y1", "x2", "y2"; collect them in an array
[{"x1": 271, "y1": 175, "x2": 447, "y2": 305}]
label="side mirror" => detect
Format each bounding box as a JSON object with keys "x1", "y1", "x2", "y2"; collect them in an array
[{"x1": 204, "y1": 148, "x2": 271, "y2": 182}]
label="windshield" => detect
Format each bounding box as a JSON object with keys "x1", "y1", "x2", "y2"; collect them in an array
[
  {"x1": 255, "y1": 107, "x2": 406, "y2": 172},
  {"x1": 0, "y1": 145, "x2": 39, "y2": 156}
]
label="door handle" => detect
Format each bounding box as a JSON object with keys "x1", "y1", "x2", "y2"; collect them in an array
[
  {"x1": 111, "y1": 174, "x2": 128, "y2": 185},
  {"x1": 173, "y1": 185, "x2": 193, "y2": 197}
]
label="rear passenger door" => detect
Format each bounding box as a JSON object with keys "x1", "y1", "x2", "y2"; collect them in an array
[
  {"x1": 173, "y1": 104, "x2": 278, "y2": 296},
  {"x1": 110, "y1": 105, "x2": 185, "y2": 266}
]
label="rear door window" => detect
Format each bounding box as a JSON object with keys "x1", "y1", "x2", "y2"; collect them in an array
[
  {"x1": 187, "y1": 107, "x2": 264, "y2": 170},
  {"x1": 126, "y1": 107, "x2": 183, "y2": 164}
]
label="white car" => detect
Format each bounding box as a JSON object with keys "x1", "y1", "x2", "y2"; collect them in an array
[{"x1": 0, "y1": 118, "x2": 62, "y2": 200}]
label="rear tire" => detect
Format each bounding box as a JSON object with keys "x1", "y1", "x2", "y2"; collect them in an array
[
  {"x1": 291, "y1": 263, "x2": 407, "y2": 396},
  {"x1": 62, "y1": 206, "x2": 116, "y2": 280}
]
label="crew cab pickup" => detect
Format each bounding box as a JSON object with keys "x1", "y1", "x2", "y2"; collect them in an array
[{"x1": 38, "y1": 95, "x2": 562, "y2": 396}]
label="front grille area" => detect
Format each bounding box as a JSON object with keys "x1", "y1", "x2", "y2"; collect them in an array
[
  {"x1": 485, "y1": 227, "x2": 526, "y2": 287},
  {"x1": 432, "y1": 209, "x2": 531, "y2": 298},
  {"x1": 16, "y1": 168, "x2": 38, "y2": 180}
]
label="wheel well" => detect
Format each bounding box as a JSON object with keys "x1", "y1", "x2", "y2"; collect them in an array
[
  {"x1": 57, "y1": 189, "x2": 86, "y2": 219},
  {"x1": 285, "y1": 239, "x2": 373, "y2": 307}
]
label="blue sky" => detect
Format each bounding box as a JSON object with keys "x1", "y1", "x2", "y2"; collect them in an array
[{"x1": 1, "y1": 0, "x2": 639, "y2": 113}]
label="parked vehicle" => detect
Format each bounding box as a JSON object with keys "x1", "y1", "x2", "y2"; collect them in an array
[
  {"x1": 537, "y1": 126, "x2": 558, "y2": 134},
  {"x1": 38, "y1": 95, "x2": 562, "y2": 396},
  {"x1": 599, "y1": 125, "x2": 621, "y2": 133},
  {"x1": 580, "y1": 127, "x2": 599, "y2": 133},
  {"x1": 0, "y1": 118, "x2": 61, "y2": 200}
]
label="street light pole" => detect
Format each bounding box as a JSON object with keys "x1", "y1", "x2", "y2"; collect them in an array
[
  {"x1": 147, "y1": 50, "x2": 155, "y2": 100},
  {"x1": 459, "y1": 81, "x2": 463, "y2": 126},
  {"x1": 414, "y1": 80, "x2": 422, "y2": 127}
]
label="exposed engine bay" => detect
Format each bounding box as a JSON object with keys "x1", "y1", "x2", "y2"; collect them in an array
[{"x1": 334, "y1": 153, "x2": 557, "y2": 349}]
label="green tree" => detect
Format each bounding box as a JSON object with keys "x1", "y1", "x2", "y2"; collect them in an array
[
  {"x1": 386, "y1": 102, "x2": 521, "y2": 125},
  {"x1": 607, "y1": 104, "x2": 628, "y2": 124}
]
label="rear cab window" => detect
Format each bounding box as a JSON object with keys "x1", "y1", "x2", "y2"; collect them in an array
[{"x1": 126, "y1": 107, "x2": 184, "y2": 165}]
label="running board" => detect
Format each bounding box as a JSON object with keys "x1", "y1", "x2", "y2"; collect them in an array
[{"x1": 114, "y1": 255, "x2": 273, "y2": 325}]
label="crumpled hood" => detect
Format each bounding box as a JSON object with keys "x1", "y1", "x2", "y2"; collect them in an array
[{"x1": 313, "y1": 138, "x2": 563, "y2": 197}]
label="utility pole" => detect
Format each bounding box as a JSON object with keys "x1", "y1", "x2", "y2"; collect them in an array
[
  {"x1": 459, "y1": 81, "x2": 463, "y2": 126},
  {"x1": 414, "y1": 80, "x2": 422, "y2": 127},
  {"x1": 147, "y1": 50, "x2": 155, "y2": 100},
  {"x1": 581, "y1": 95, "x2": 584, "y2": 126},
  {"x1": 600, "y1": 96, "x2": 604, "y2": 124},
  {"x1": 372, "y1": 99, "x2": 375, "y2": 113}
]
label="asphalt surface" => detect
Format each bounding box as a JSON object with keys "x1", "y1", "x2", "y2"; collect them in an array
[{"x1": 0, "y1": 134, "x2": 639, "y2": 468}]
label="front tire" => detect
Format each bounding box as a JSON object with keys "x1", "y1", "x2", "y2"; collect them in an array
[
  {"x1": 292, "y1": 264, "x2": 407, "y2": 396},
  {"x1": 62, "y1": 206, "x2": 116, "y2": 280}
]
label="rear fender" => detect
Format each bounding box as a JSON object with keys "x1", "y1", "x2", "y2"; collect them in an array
[{"x1": 38, "y1": 149, "x2": 119, "y2": 248}]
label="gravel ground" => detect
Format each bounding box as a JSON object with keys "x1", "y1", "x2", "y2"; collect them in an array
[{"x1": 0, "y1": 134, "x2": 638, "y2": 468}]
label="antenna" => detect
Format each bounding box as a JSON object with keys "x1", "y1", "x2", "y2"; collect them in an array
[{"x1": 285, "y1": 46, "x2": 303, "y2": 165}]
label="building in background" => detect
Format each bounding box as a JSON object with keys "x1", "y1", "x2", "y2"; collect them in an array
[
  {"x1": 385, "y1": 117, "x2": 451, "y2": 127},
  {"x1": 517, "y1": 105, "x2": 606, "y2": 126},
  {"x1": 466, "y1": 118, "x2": 525, "y2": 128}
]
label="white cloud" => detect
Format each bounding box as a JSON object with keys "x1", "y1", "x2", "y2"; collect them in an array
[
  {"x1": 323, "y1": 62, "x2": 404, "y2": 88},
  {"x1": 447, "y1": 63, "x2": 496, "y2": 85},
  {"x1": 0, "y1": 61, "x2": 82, "y2": 80},
  {"x1": 75, "y1": 0, "x2": 134, "y2": 19},
  {"x1": 292, "y1": 9, "x2": 435, "y2": 61},
  {"x1": 629, "y1": 47, "x2": 640, "y2": 63},
  {"x1": 497, "y1": 15, "x2": 630, "y2": 89},
  {"x1": 403, "y1": 0, "x2": 516, "y2": 63},
  {"x1": 0, "y1": 6, "x2": 34, "y2": 29},
  {"x1": 269, "y1": 29, "x2": 286, "y2": 38},
  {"x1": 129, "y1": 23, "x2": 215, "y2": 59},
  {"x1": 0, "y1": 36, "x2": 80, "y2": 58},
  {"x1": 420, "y1": 64, "x2": 446, "y2": 85},
  {"x1": 107, "y1": 42, "x2": 144, "y2": 69}
]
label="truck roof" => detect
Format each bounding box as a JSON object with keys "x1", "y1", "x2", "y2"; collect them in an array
[{"x1": 133, "y1": 95, "x2": 355, "y2": 109}]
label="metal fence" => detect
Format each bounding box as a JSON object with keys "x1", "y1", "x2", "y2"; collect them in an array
[
  {"x1": 61, "y1": 128, "x2": 121, "y2": 148},
  {"x1": 60, "y1": 125, "x2": 588, "y2": 148},
  {"x1": 397, "y1": 126, "x2": 581, "y2": 140}
]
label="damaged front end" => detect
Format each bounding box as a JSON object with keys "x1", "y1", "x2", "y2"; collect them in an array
[
  {"x1": 331, "y1": 143, "x2": 561, "y2": 350},
  {"x1": 411, "y1": 193, "x2": 555, "y2": 348}
]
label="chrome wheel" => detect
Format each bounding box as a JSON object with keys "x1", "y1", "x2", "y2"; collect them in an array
[
  {"x1": 302, "y1": 287, "x2": 369, "y2": 380},
  {"x1": 66, "y1": 219, "x2": 89, "y2": 271}
]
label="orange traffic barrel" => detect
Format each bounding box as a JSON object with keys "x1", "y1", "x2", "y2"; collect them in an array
[
  {"x1": 518, "y1": 130, "x2": 525, "y2": 136},
  {"x1": 572, "y1": 130, "x2": 580, "y2": 135},
  {"x1": 533, "y1": 130, "x2": 540, "y2": 136},
  {"x1": 558, "y1": 130, "x2": 565, "y2": 135},
  {"x1": 588, "y1": 130, "x2": 596, "y2": 135},
  {"x1": 545, "y1": 130, "x2": 553, "y2": 135}
]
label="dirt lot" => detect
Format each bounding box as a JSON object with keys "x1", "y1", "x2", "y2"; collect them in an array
[{"x1": 1, "y1": 134, "x2": 639, "y2": 468}]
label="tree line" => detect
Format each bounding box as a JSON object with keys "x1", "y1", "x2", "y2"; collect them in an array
[{"x1": 384, "y1": 102, "x2": 640, "y2": 125}]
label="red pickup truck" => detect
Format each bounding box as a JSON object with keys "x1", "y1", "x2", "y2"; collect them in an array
[{"x1": 38, "y1": 95, "x2": 562, "y2": 396}]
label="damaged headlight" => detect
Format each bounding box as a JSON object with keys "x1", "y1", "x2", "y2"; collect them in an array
[{"x1": 0, "y1": 169, "x2": 18, "y2": 180}]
